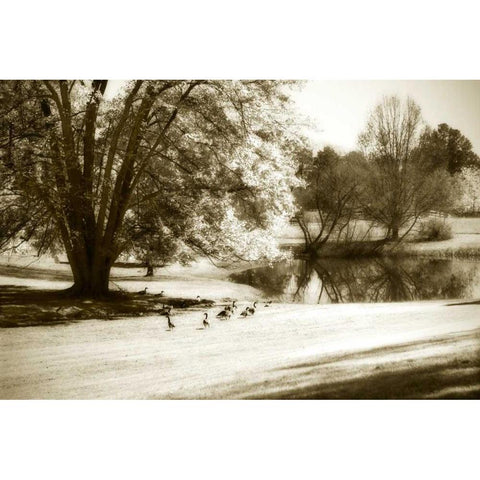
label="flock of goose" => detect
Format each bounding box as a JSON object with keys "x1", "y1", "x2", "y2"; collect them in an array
[{"x1": 138, "y1": 288, "x2": 273, "y2": 331}]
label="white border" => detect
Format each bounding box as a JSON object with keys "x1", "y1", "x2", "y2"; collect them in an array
[
  {"x1": 1, "y1": 400, "x2": 479, "y2": 479},
  {"x1": 2, "y1": 1, "x2": 480, "y2": 79}
]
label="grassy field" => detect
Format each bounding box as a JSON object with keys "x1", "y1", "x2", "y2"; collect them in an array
[{"x1": 1, "y1": 297, "x2": 479, "y2": 399}]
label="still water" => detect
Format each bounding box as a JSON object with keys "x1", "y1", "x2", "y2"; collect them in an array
[{"x1": 229, "y1": 257, "x2": 480, "y2": 304}]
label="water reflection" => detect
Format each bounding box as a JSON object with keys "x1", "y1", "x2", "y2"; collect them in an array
[{"x1": 229, "y1": 257, "x2": 480, "y2": 304}]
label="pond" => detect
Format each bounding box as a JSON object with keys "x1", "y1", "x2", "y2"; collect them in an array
[{"x1": 229, "y1": 257, "x2": 480, "y2": 304}]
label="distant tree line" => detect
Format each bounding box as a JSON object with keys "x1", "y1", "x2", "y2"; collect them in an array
[{"x1": 294, "y1": 96, "x2": 480, "y2": 254}]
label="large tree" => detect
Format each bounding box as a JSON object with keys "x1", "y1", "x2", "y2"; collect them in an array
[
  {"x1": 358, "y1": 96, "x2": 452, "y2": 240},
  {"x1": 0, "y1": 80, "x2": 300, "y2": 296}
]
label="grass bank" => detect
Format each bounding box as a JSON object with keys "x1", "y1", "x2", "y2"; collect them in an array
[{"x1": 281, "y1": 215, "x2": 480, "y2": 259}]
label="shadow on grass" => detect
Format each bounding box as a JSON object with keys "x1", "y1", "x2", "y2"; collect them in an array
[
  {"x1": 238, "y1": 329, "x2": 480, "y2": 400},
  {"x1": 447, "y1": 299, "x2": 480, "y2": 306},
  {"x1": 0, "y1": 264, "x2": 72, "y2": 282},
  {"x1": 275, "y1": 330, "x2": 479, "y2": 373},
  {"x1": 0, "y1": 285, "x2": 214, "y2": 328}
]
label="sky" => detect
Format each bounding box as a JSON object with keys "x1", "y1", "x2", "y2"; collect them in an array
[
  {"x1": 105, "y1": 80, "x2": 480, "y2": 155},
  {"x1": 292, "y1": 80, "x2": 480, "y2": 155}
]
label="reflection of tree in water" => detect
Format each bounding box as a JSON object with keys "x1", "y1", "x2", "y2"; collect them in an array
[
  {"x1": 231, "y1": 257, "x2": 479, "y2": 304},
  {"x1": 404, "y1": 258, "x2": 476, "y2": 300},
  {"x1": 300, "y1": 258, "x2": 476, "y2": 303},
  {"x1": 229, "y1": 263, "x2": 295, "y2": 298},
  {"x1": 347, "y1": 258, "x2": 418, "y2": 303}
]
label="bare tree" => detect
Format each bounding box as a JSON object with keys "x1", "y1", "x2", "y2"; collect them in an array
[
  {"x1": 358, "y1": 96, "x2": 451, "y2": 240},
  {"x1": 294, "y1": 147, "x2": 361, "y2": 255}
]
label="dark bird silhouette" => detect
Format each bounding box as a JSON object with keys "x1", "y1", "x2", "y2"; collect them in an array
[
  {"x1": 247, "y1": 302, "x2": 257, "y2": 315},
  {"x1": 137, "y1": 287, "x2": 148, "y2": 295},
  {"x1": 225, "y1": 300, "x2": 237, "y2": 312},
  {"x1": 202, "y1": 312, "x2": 210, "y2": 328},
  {"x1": 166, "y1": 314, "x2": 175, "y2": 330},
  {"x1": 216, "y1": 309, "x2": 231, "y2": 320},
  {"x1": 264, "y1": 300, "x2": 272, "y2": 307},
  {"x1": 158, "y1": 304, "x2": 172, "y2": 316},
  {"x1": 240, "y1": 308, "x2": 249, "y2": 317}
]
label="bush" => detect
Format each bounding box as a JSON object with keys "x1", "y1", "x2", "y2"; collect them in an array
[{"x1": 417, "y1": 218, "x2": 453, "y2": 242}]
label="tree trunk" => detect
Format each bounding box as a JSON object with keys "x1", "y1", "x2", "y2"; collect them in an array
[
  {"x1": 67, "y1": 246, "x2": 113, "y2": 298},
  {"x1": 145, "y1": 262, "x2": 154, "y2": 277},
  {"x1": 391, "y1": 224, "x2": 399, "y2": 241},
  {"x1": 302, "y1": 241, "x2": 322, "y2": 259}
]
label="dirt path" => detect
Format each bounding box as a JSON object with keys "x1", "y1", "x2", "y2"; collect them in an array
[{"x1": 1, "y1": 300, "x2": 479, "y2": 399}]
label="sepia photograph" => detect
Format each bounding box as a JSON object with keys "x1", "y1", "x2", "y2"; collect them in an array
[
  {"x1": 1, "y1": 2, "x2": 479, "y2": 478},
  {"x1": 1, "y1": 79, "x2": 479, "y2": 400}
]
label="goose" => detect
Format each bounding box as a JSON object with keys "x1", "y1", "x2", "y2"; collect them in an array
[
  {"x1": 247, "y1": 302, "x2": 257, "y2": 315},
  {"x1": 240, "y1": 308, "x2": 249, "y2": 317},
  {"x1": 196, "y1": 295, "x2": 201, "y2": 303},
  {"x1": 159, "y1": 290, "x2": 165, "y2": 297},
  {"x1": 264, "y1": 300, "x2": 272, "y2": 307},
  {"x1": 216, "y1": 309, "x2": 231, "y2": 320},
  {"x1": 225, "y1": 300, "x2": 237, "y2": 312},
  {"x1": 166, "y1": 314, "x2": 175, "y2": 330},
  {"x1": 137, "y1": 287, "x2": 148, "y2": 295},
  {"x1": 202, "y1": 312, "x2": 210, "y2": 328},
  {"x1": 158, "y1": 304, "x2": 172, "y2": 316}
]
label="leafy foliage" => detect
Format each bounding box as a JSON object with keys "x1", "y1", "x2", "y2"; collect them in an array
[
  {"x1": 0, "y1": 80, "x2": 301, "y2": 295},
  {"x1": 452, "y1": 166, "x2": 480, "y2": 214},
  {"x1": 416, "y1": 123, "x2": 480, "y2": 174}
]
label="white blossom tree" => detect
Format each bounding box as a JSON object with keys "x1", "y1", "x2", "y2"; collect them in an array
[{"x1": 454, "y1": 166, "x2": 480, "y2": 214}]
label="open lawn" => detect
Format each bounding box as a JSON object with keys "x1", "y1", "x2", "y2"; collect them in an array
[
  {"x1": 1, "y1": 253, "x2": 479, "y2": 399},
  {"x1": 1, "y1": 288, "x2": 479, "y2": 398}
]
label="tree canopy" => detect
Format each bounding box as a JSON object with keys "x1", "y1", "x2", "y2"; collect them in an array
[
  {"x1": 0, "y1": 80, "x2": 301, "y2": 296},
  {"x1": 416, "y1": 123, "x2": 480, "y2": 174}
]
